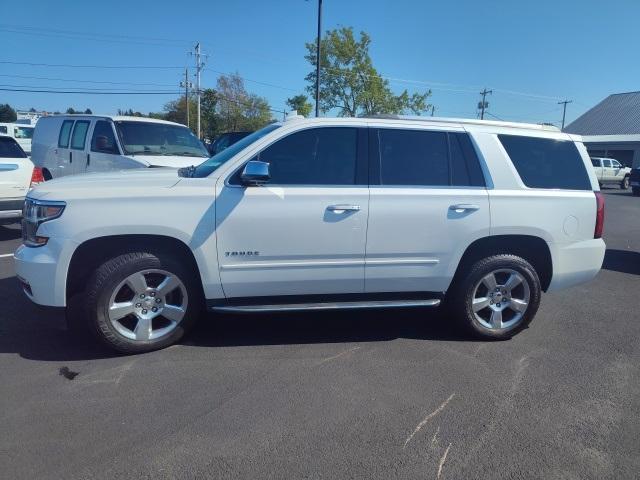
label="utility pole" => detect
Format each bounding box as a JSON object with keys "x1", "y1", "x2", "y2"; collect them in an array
[
  {"x1": 191, "y1": 42, "x2": 206, "y2": 139},
  {"x1": 430, "y1": 105, "x2": 435, "y2": 117},
  {"x1": 558, "y1": 99, "x2": 572, "y2": 130},
  {"x1": 478, "y1": 88, "x2": 492, "y2": 120},
  {"x1": 315, "y1": 0, "x2": 323, "y2": 117},
  {"x1": 179, "y1": 68, "x2": 193, "y2": 129}
]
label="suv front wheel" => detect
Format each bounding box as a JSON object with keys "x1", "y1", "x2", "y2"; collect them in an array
[
  {"x1": 452, "y1": 254, "x2": 541, "y2": 339},
  {"x1": 78, "y1": 251, "x2": 201, "y2": 353}
]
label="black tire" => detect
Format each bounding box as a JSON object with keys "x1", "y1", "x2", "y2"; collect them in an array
[
  {"x1": 621, "y1": 176, "x2": 630, "y2": 190},
  {"x1": 450, "y1": 254, "x2": 541, "y2": 340},
  {"x1": 80, "y1": 251, "x2": 202, "y2": 353},
  {"x1": 633, "y1": 187, "x2": 640, "y2": 197}
]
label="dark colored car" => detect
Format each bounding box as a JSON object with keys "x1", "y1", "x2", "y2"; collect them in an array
[
  {"x1": 209, "y1": 131, "x2": 253, "y2": 156},
  {"x1": 630, "y1": 166, "x2": 640, "y2": 196}
]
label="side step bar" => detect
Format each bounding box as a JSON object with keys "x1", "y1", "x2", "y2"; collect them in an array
[{"x1": 210, "y1": 299, "x2": 441, "y2": 313}]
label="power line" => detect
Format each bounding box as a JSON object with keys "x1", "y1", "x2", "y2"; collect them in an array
[
  {"x1": 0, "y1": 87, "x2": 181, "y2": 95},
  {"x1": 0, "y1": 60, "x2": 183, "y2": 70},
  {"x1": 0, "y1": 73, "x2": 176, "y2": 87}
]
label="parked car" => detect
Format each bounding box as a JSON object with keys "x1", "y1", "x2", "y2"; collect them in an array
[
  {"x1": 590, "y1": 157, "x2": 631, "y2": 189},
  {"x1": 15, "y1": 115, "x2": 606, "y2": 353},
  {"x1": 31, "y1": 115, "x2": 209, "y2": 180},
  {"x1": 0, "y1": 136, "x2": 36, "y2": 224},
  {"x1": 0, "y1": 123, "x2": 35, "y2": 155},
  {"x1": 208, "y1": 131, "x2": 252, "y2": 156},
  {"x1": 630, "y1": 166, "x2": 640, "y2": 196}
]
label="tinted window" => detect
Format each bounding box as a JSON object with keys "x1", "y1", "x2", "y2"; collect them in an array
[
  {"x1": 0, "y1": 137, "x2": 26, "y2": 158},
  {"x1": 70, "y1": 121, "x2": 90, "y2": 150},
  {"x1": 591, "y1": 158, "x2": 600, "y2": 167},
  {"x1": 603, "y1": 159, "x2": 612, "y2": 168},
  {"x1": 91, "y1": 120, "x2": 119, "y2": 154},
  {"x1": 58, "y1": 120, "x2": 74, "y2": 148},
  {"x1": 498, "y1": 135, "x2": 591, "y2": 190},
  {"x1": 378, "y1": 129, "x2": 449, "y2": 186},
  {"x1": 256, "y1": 127, "x2": 357, "y2": 185},
  {"x1": 0, "y1": 126, "x2": 7, "y2": 134},
  {"x1": 115, "y1": 121, "x2": 208, "y2": 157},
  {"x1": 449, "y1": 132, "x2": 485, "y2": 187}
]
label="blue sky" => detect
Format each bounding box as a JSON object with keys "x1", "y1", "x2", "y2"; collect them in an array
[{"x1": 2, "y1": 0, "x2": 639, "y2": 126}]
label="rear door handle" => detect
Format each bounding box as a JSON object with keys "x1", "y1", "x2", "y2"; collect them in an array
[
  {"x1": 327, "y1": 204, "x2": 361, "y2": 213},
  {"x1": 449, "y1": 204, "x2": 480, "y2": 213}
]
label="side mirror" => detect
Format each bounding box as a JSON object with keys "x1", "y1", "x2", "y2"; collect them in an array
[{"x1": 241, "y1": 160, "x2": 270, "y2": 185}]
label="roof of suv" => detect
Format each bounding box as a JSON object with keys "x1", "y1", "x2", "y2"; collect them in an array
[{"x1": 43, "y1": 114, "x2": 187, "y2": 127}]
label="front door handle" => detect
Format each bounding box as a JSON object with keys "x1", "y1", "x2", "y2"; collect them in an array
[
  {"x1": 449, "y1": 204, "x2": 480, "y2": 213},
  {"x1": 327, "y1": 204, "x2": 361, "y2": 213}
]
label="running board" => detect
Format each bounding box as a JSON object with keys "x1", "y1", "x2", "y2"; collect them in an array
[{"x1": 210, "y1": 299, "x2": 441, "y2": 313}]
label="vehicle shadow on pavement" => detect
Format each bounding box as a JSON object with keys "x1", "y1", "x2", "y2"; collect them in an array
[
  {"x1": 0, "y1": 275, "x2": 475, "y2": 361},
  {"x1": 602, "y1": 248, "x2": 640, "y2": 275}
]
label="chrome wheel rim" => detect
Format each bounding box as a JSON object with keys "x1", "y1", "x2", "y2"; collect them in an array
[
  {"x1": 471, "y1": 269, "x2": 530, "y2": 330},
  {"x1": 107, "y1": 269, "x2": 188, "y2": 341}
]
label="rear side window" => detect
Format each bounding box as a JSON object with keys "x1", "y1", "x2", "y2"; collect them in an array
[
  {"x1": 0, "y1": 137, "x2": 27, "y2": 158},
  {"x1": 603, "y1": 159, "x2": 612, "y2": 168},
  {"x1": 91, "y1": 120, "x2": 119, "y2": 154},
  {"x1": 374, "y1": 129, "x2": 485, "y2": 187},
  {"x1": 498, "y1": 135, "x2": 591, "y2": 190},
  {"x1": 70, "y1": 121, "x2": 90, "y2": 150},
  {"x1": 591, "y1": 158, "x2": 600, "y2": 167},
  {"x1": 58, "y1": 120, "x2": 74, "y2": 148},
  {"x1": 378, "y1": 129, "x2": 449, "y2": 186},
  {"x1": 0, "y1": 126, "x2": 7, "y2": 134}
]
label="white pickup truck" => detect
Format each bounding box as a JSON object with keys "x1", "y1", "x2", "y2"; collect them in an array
[{"x1": 590, "y1": 157, "x2": 631, "y2": 189}]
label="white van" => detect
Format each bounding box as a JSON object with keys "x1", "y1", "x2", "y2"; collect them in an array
[
  {"x1": 31, "y1": 115, "x2": 209, "y2": 180},
  {"x1": 0, "y1": 123, "x2": 35, "y2": 155}
]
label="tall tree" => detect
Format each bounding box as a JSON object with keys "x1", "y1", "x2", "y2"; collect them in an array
[
  {"x1": 84, "y1": 108, "x2": 93, "y2": 114},
  {"x1": 0, "y1": 104, "x2": 17, "y2": 122},
  {"x1": 215, "y1": 73, "x2": 273, "y2": 133},
  {"x1": 305, "y1": 27, "x2": 431, "y2": 116},
  {"x1": 286, "y1": 95, "x2": 312, "y2": 117},
  {"x1": 66, "y1": 107, "x2": 76, "y2": 114}
]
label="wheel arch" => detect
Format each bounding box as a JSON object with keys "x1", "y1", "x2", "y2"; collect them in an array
[
  {"x1": 451, "y1": 235, "x2": 553, "y2": 292},
  {"x1": 66, "y1": 234, "x2": 204, "y2": 301}
]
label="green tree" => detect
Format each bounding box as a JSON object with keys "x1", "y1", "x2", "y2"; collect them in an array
[
  {"x1": 0, "y1": 104, "x2": 17, "y2": 122},
  {"x1": 286, "y1": 94, "x2": 312, "y2": 117},
  {"x1": 305, "y1": 27, "x2": 431, "y2": 116},
  {"x1": 66, "y1": 107, "x2": 76, "y2": 114},
  {"x1": 84, "y1": 108, "x2": 93, "y2": 114},
  {"x1": 215, "y1": 73, "x2": 273, "y2": 133}
]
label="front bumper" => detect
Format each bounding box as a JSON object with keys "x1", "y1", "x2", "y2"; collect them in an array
[
  {"x1": 14, "y1": 237, "x2": 75, "y2": 307},
  {"x1": 547, "y1": 238, "x2": 606, "y2": 292}
]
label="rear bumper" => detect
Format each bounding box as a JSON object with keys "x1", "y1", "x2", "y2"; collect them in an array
[
  {"x1": 547, "y1": 238, "x2": 606, "y2": 292},
  {"x1": 0, "y1": 197, "x2": 25, "y2": 220}
]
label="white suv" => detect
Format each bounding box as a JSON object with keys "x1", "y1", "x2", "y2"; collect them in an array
[{"x1": 15, "y1": 115, "x2": 606, "y2": 353}]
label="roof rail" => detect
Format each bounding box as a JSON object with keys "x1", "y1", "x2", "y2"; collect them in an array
[{"x1": 365, "y1": 114, "x2": 560, "y2": 132}]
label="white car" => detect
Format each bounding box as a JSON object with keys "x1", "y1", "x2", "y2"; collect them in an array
[
  {"x1": 0, "y1": 136, "x2": 35, "y2": 224},
  {"x1": 31, "y1": 115, "x2": 209, "y2": 180},
  {"x1": 590, "y1": 157, "x2": 631, "y2": 189},
  {"x1": 15, "y1": 115, "x2": 606, "y2": 353},
  {"x1": 0, "y1": 123, "x2": 35, "y2": 155}
]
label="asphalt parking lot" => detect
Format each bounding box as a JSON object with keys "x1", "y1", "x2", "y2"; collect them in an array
[{"x1": 1, "y1": 189, "x2": 638, "y2": 480}]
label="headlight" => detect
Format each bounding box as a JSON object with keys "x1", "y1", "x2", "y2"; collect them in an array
[{"x1": 22, "y1": 198, "x2": 66, "y2": 247}]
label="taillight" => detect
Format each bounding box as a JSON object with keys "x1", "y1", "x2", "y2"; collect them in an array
[
  {"x1": 30, "y1": 167, "x2": 45, "y2": 186},
  {"x1": 594, "y1": 191, "x2": 605, "y2": 239}
]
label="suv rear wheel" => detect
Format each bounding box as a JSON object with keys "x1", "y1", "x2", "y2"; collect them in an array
[
  {"x1": 451, "y1": 254, "x2": 541, "y2": 340},
  {"x1": 79, "y1": 251, "x2": 201, "y2": 353},
  {"x1": 621, "y1": 176, "x2": 630, "y2": 189}
]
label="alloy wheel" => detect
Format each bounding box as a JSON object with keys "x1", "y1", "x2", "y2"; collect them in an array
[{"x1": 471, "y1": 268, "x2": 530, "y2": 330}]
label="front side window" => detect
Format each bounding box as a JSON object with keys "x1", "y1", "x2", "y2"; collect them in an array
[
  {"x1": 611, "y1": 160, "x2": 622, "y2": 168},
  {"x1": 58, "y1": 120, "x2": 74, "y2": 148},
  {"x1": 378, "y1": 129, "x2": 449, "y2": 186},
  {"x1": 14, "y1": 126, "x2": 34, "y2": 139},
  {"x1": 254, "y1": 127, "x2": 358, "y2": 185},
  {"x1": 115, "y1": 121, "x2": 209, "y2": 157},
  {"x1": 70, "y1": 121, "x2": 90, "y2": 150},
  {"x1": 91, "y1": 121, "x2": 119, "y2": 154},
  {"x1": 498, "y1": 134, "x2": 591, "y2": 190},
  {"x1": 0, "y1": 137, "x2": 27, "y2": 158}
]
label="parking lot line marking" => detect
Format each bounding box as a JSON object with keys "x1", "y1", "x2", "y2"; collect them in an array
[
  {"x1": 403, "y1": 393, "x2": 455, "y2": 449},
  {"x1": 437, "y1": 443, "x2": 452, "y2": 479},
  {"x1": 0, "y1": 253, "x2": 14, "y2": 259},
  {"x1": 316, "y1": 346, "x2": 360, "y2": 366}
]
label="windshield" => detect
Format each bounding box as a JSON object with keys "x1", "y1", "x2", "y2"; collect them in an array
[
  {"x1": 115, "y1": 121, "x2": 209, "y2": 157},
  {"x1": 14, "y1": 126, "x2": 34, "y2": 139},
  {"x1": 191, "y1": 124, "x2": 281, "y2": 177}
]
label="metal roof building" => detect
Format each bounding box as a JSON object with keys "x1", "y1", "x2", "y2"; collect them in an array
[{"x1": 565, "y1": 91, "x2": 640, "y2": 168}]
